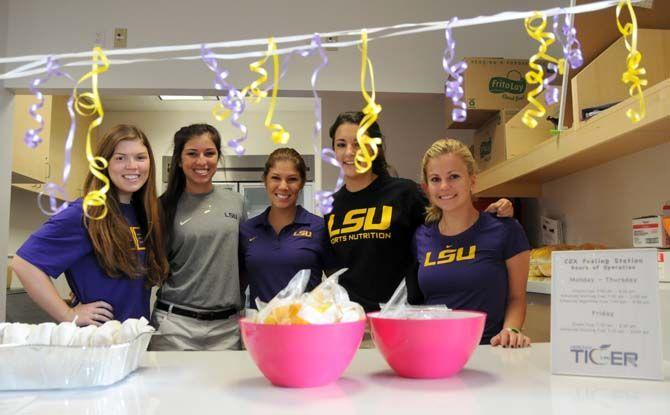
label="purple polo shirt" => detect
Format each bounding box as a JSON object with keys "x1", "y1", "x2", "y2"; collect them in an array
[
  {"x1": 239, "y1": 205, "x2": 338, "y2": 306},
  {"x1": 16, "y1": 199, "x2": 151, "y2": 321},
  {"x1": 413, "y1": 213, "x2": 530, "y2": 343}
]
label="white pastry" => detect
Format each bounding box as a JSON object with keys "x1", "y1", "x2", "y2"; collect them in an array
[
  {"x1": 3, "y1": 323, "x2": 33, "y2": 345},
  {"x1": 51, "y1": 321, "x2": 78, "y2": 346},
  {"x1": 117, "y1": 317, "x2": 153, "y2": 343},
  {"x1": 91, "y1": 320, "x2": 121, "y2": 346},
  {"x1": 71, "y1": 325, "x2": 97, "y2": 346},
  {"x1": 26, "y1": 322, "x2": 56, "y2": 345}
]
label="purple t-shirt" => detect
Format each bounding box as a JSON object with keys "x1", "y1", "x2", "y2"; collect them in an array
[
  {"x1": 413, "y1": 212, "x2": 530, "y2": 343},
  {"x1": 239, "y1": 205, "x2": 338, "y2": 306},
  {"x1": 16, "y1": 199, "x2": 150, "y2": 321}
]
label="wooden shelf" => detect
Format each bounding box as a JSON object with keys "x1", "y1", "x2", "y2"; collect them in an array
[{"x1": 475, "y1": 78, "x2": 670, "y2": 197}]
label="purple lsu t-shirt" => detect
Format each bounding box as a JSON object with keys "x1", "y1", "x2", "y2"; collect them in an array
[
  {"x1": 16, "y1": 199, "x2": 150, "y2": 321},
  {"x1": 413, "y1": 212, "x2": 530, "y2": 343},
  {"x1": 239, "y1": 205, "x2": 338, "y2": 306}
]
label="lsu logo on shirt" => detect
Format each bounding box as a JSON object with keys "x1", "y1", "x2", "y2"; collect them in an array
[
  {"x1": 293, "y1": 230, "x2": 313, "y2": 238},
  {"x1": 423, "y1": 245, "x2": 476, "y2": 267},
  {"x1": 130, "y1": 227, "x2": 146, "y2": 251},
  {"x1": 328, "y1": 206, "x2": 392, "y2": 244}
]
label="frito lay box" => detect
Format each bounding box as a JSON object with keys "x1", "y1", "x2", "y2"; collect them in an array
[{"x1": 632, "y1": 216, "x2": 670, "y2": 248}]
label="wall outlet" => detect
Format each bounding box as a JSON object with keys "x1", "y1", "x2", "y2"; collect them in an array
[{"x1": 114, "y1": 28, "x2": 128, "y2": 48}]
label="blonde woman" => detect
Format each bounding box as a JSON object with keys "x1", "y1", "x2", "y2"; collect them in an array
[{"x1": 413, "y1": 138, "x2": 531, "y2": 347}]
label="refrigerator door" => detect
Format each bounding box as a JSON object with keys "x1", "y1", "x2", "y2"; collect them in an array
[
  {"x1": 239, "y1": 183, "x2": 268, "y2": 219},
  {"x1": 213, "y1": 182, "x2": 239, "y2": 192}
]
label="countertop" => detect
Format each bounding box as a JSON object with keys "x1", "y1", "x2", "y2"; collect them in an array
[{"x1": 1, "y1": 343, "x2": 668, "y2": 415}]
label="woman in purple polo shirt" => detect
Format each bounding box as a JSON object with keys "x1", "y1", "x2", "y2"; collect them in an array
[
  {"x1": 239, "y1": 148, "x2": 337, "y2": 306},
  {"x1": 414, "y1": 138, "x2": 531, "y2": 347},
  {"x1": 11, "y1": 125, "x2": 170, "y2": 325}
]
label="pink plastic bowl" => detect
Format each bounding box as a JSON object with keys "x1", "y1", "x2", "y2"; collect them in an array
[
  {"x1": 368, "y1": 310, "x2": 486, "y2": 379},
  {"x1": 239, "y1": 318, "x2": 365, "y2": 388}
]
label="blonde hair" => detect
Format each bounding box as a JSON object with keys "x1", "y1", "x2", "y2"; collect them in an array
[{"x1": 421, "y1": 138, "x2": 477, "y2": 224}]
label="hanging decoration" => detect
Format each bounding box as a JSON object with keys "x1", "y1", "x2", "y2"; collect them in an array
[
  {"x1": 616, "y1": 0, "x2": 647, "y2": 123},
  {"x1": 34, "y1": 58, "x2": 78, "y2": 216},
  {"x1": 354, "y1": 30, "x2": 382, "y2": 174},
  {"x1": 72, "y1": 47, "x2": 110, "y2": 220},
  {"x1": 201, "y1": 45, "x2": 248, "y2": 155},
  {"x1": 522, "y1": 12, "x2": 565, "y2": 129},
  {"x1": 443, "y1": 17, "x2": 468, "y2": 123}
]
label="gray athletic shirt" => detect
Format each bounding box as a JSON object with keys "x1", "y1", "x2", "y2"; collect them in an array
[{"x1": 158, "y1": 187, "x2": 245, "y2": 310}]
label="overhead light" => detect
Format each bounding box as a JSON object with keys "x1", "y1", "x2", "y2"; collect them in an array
[{"x1": 158, "y1": 95, "x2": 219, "y2": 101}]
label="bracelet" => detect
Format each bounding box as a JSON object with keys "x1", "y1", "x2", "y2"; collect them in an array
[{"x1": 506, "y1": 327, "x2": 521, "y2": 334}]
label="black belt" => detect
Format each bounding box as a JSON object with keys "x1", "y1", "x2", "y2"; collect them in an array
[{"x1": 155, "y1": 301, "x2": 237, "y2": 321}]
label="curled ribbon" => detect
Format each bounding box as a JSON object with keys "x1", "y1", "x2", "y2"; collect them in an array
[
  {"x1": 304, "y1": 35, "x2": 343, "y2": 215},
  {"x1": 29, "y1": 57, "x2": 78, "y2": 216},
  {"x1": 443, "y1": 18, "x2": 468, "y2": 123},
  {"x1": 72, "y1": 47, "x2": 110, "y2": 220},
  {"x1": 201, "y1": 45, "x2": 248, "y2": 155},
  {"x1": 238, "y1": 38, "x2": 289, "y2": 145},
  {"x1": 355, "y1": 30, "x2": 382, "y2": 174},
  {"x1": 264, "y1": 38, "x2": 290, "y2": 145},
  {"x1": 522, "y1": 12, "x2": 565, "y2": 129},
  {"x1": 553, "y1": 14, "x2": 584, "y2": 70},
  {"x1": 616, "y1": 0, "x2": 647, "y2": 123},
  {"x1": 24, "y1": 70, "x2": 47, "y2": 149}
]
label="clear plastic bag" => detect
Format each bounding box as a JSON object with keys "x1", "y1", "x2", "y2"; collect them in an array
[
  {"x1": 253, "y1": 268, "x2": 365, "y2": 324},
  {"x1": 379, "y1": 280, "x2": 452, "y2": 319}
]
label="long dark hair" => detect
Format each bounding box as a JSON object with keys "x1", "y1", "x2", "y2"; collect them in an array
[
  {"x1": 160, "y1": 124, "x2": 222, "y2": 240},
  {"x1": 328, "y1": 111, "x2": 389, "y2": 177},
  {"x1": 84, "y1": 124, "x2": 170, "y2": 286}
]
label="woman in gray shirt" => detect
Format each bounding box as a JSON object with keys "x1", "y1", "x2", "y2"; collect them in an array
[{"x1": 150, "y1": 124, "x2": 245, "y2": 351}]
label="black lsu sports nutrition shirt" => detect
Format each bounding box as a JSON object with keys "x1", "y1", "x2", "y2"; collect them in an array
[{"x1": 325, "y1": 175, "x2": 427, "y2": 311}]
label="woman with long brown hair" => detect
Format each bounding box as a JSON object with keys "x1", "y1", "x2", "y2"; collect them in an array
[
  {"x1": 150, "y1": 124, "x2": 245, "y2": 351},
  {"x1": 11, "y1": 124, "x2": 169, "y2": 325}
]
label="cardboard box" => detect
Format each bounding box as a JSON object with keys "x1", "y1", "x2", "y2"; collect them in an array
[
  {"x1": 571, "y1": 29, "x2": 670, "y2": 127},
  {"x1": 472, "y1": 100, "x2": 557, "y2": 170},
  {"x1": 447, "y1": 57, "x2": 530, "y2": 129},
  {"x1": 632, "y1": 216, "x2": 670, "y2": 248}
]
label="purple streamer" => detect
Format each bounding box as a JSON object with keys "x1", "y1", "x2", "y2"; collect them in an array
[
  {"x1": 553, "y1": 13, "x2": 584, "y2": 70},
  {"x1": 201, "y1": 45, "x2": 248, "y2": 155},
  {"x1": 544, "y1": 62, "x2": 560, "y2": 106},
  {"x1": 306, "y1": 35, "x2": 343, "y2": 216},
  {"x1": 30, "y1": 57, "x2": 77, "y2": 216},
  {"x1": 278, "y1": 34, "x2": 340, "y2": 215},
  {"x1": 443, "y1": 18, "x2": 468, "y2": 123},
  {"x1": 24, "y1": 69, "x2": 47, "y2": 148}
]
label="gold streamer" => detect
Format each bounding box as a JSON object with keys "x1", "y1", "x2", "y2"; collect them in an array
[
  {"x1": 522, "y1": 12, "x2": 565, "y2": 129},
  {"x1": 264, "y1": 38, "x2": 290, "y2": 144},
  {"x1": 220, "y1": 38, "x2": 288, "y2": 144},
  {"x1": 355, "y1": 30, "x2": 382, "y2": 174},
  {"x1": 73, "y1": 47, "x2": 110, "y2": 220},
  {"x1": 616, "y1": 0, "x2": 647, "y2": 123}
]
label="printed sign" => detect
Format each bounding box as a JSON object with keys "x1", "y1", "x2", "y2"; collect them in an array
[{"x1": 551, "y1": 249, "x2": 663, "y2": 380}]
